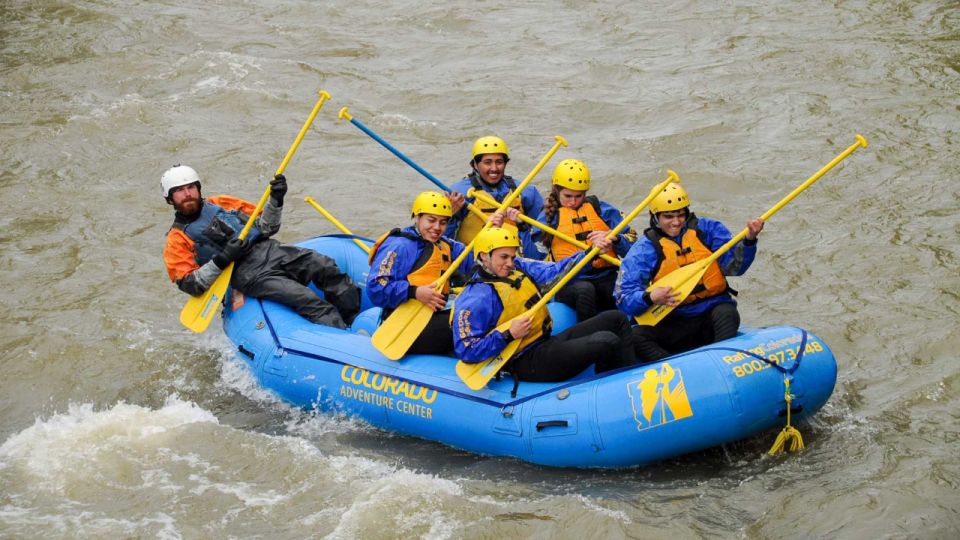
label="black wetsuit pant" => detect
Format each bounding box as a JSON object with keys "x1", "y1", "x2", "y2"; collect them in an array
[
  {"x1": 631, "y1": 302, "x2": 740, "y2": 363},
  {"x1": 232, "y1": 239, "x2": 361, "y2": 328},
  {"x1": 554, "y1": 271, "x2": 618, "y2": 322},
  {"x1": 381, "y1": 308, "x2": 453, "y2": 355},
  {"x1": 511, "y1": 310, "x2": 636, "y2": 382}
]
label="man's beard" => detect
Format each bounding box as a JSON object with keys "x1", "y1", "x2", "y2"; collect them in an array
[{"x1": 175, "y1": 197, "x2": 201, "y2": 216}]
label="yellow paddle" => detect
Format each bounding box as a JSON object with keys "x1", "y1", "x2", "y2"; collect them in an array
[
  {"x1": 304, "y1": 196, "x2": 371, "y2": 255},
  {"x1": 469, "y1": 187, "x2": 624, "y2": 266},
  {"x1": 635, "y1": 134, "x2": 869, "y2": 326},
  {"x1": 371, "y1": 135, "x2": 569, "y2": 360},
  {"x1": 455, "y1": 171, "x2": 680, "y2": 391},
  {"x1": 178, "y1": 90, "x2": 332, "y2": 333}
]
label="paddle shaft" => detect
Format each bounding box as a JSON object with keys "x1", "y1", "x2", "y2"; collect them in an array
[
  {"x1": 338, "y1": 106, "x2": 557, "y2": 225},
  {"x1": 469, "y1": 188, "x2": 622, "y2": 266},
  {"x1": 338, "y1": 107, "x2": 460, "y2": 194},
  {"x1": 304, "y1": 196, "x2": 371, "y2": 254},
  {"x1": 667, "y1": 135, "x2": 867, "y2": 288},
  {"x1": 238, "y1": 91, "x2": 332, "y2": 240}
]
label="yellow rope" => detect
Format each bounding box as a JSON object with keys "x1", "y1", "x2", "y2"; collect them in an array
[{"x1": 768, "y1": 376, "x2": 805, "y2": 455}]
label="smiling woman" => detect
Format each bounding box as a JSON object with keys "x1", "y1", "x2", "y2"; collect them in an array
[
  {"x1": 365, "y1": 191, "x2": 473, "y2": 356},
  {"x1": 616, "y1": 180, "x2": 763, "y2": 363},
  {"x1": 537, "y1": 158, "x2": 637, "y2": 322}
]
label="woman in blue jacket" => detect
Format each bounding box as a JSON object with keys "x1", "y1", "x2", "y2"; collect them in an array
[
  {"x1": 615, "y1": 183, "x2": 764, "y2": 362},
  {"x1": 536, "y1": 159, "x2": 635, "y2": 322},
  {"x1": 367, "y1": 191, "x2": 472, "y2": 355}
]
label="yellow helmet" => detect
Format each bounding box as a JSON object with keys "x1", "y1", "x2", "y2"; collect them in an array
[
  {"x1": 471, "y1": 136, "x2": 509, "y2": 162},
  {"x1": 411, "y1": 191, "x2": 453, "y2": 218},
  {"x1": 473, "y1": 226, "x2": 520, "y2": 258},
  {"x1": 649, "y1": 182, "x2": 690, "y2": 214},
  {"x1": 551, "y1": 159, "x2": 590, "y2": 191}
]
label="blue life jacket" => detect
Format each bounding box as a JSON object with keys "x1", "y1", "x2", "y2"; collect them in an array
[{"x1": 171, "y1": 201, "x2": 262, "y2": 266}]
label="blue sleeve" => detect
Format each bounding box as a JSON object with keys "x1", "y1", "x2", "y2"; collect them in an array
[
  {"x1": 599, "y1": 200, "x2": 635, "y2": 258},
  {"x1": 366, "y1": 236, "x2": 419, "y2": 309},
  {"x1": 614, "y1": 238, "x2": 659, "y2": 316},
  {"x1": 515, "y1": 251, "x2": 587, "y2": 286},
  {"x1": 520, "y1": 229, "x2": 547, "y2": 260},
  {"x1": 443, "y1": 177, "x2": 474, "y2": 241},
  {"x1": 532, "y1": 209, "x2": 549, "y2": 235},
  {"x1": 518, "y1": 187, "x2": 547, "y2": 259},
  {"x1": 522, "y1": 186, "x2": 544, "y2": 225},
  {"x1": 450, "y1": 239, "x2": 475, "y2": 274},
  {"x1": 523, "y1": 209, "x2": 548, "y2": 258},
  {"x1": 697, "y1": 217, "x2": 757, "y2": 276},
  {"x1": 452, "y1": 283, "x2": 509, "y2": 362}
]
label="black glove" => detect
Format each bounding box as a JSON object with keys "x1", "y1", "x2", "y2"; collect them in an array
[
  {"x1": 212, "y1": 237, "x2": 250, "y2": 269},
  {"x1": 269, "y1": 174, "x2": 287, "y2": 206}
]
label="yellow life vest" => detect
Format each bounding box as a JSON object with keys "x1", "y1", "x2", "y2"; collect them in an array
[
  {"x1": 485, "y1": 269, "x2": 552, "y2": 354},
  {"x1": 550, "y1": 196, "x2": 616, "y2": 269},
  {"x1": 369, "y1": 229, "x2": 453, "y2": 294},
  {"x1": 647, "y1": 217, "x2": 728, "y2": 305},
  {"x1": 457, "y1": 175, "x2": 523, "y2": 243}
]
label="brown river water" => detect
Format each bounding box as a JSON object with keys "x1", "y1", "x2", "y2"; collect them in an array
[{"x1": 1, "y1": 1, "x2": 958, "y2": 538}]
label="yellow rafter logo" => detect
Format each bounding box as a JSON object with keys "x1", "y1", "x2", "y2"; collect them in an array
[{"x1": 627, "y1": 363, "x2": 694, "y2": 431}]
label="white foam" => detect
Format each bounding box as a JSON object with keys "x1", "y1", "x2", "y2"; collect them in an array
[
  {"x1": 188, "y1": 475, "x2": 290, "y2": 507},
  {"x1": 0, "y1": 397, "x2": 218, "y2": 491},
  {"x1": 571, "y1": 493, "x2": 633, "y2": 523},
  {"x1": 324, "y1": 462, "x2": 465, "y2": 540},
  {"x1": 217, "y1": 354, "x2": 283, "y2": 406}
]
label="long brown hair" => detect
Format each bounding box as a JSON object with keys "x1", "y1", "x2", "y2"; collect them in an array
[{"x1": 541, "y1": 185, "x2": 564, "y2": 250}]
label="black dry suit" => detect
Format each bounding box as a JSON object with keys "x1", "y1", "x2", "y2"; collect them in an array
[{"x1": 174, "y1": 198, "x2": 360, "y2": 328}]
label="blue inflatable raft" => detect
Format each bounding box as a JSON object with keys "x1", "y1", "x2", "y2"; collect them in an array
[{"x1": 222, "y1": 235, "x2": 837, "y2": 468}]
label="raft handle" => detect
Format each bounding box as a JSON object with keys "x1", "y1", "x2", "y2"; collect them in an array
[
  {"x1": 536, "y1": 420, "x2": 569, "y2": 431},
  {"x1": 238, "y1": 345, "x2": 255, "y2": 360}
]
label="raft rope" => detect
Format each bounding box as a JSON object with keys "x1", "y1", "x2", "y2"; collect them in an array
[{"x1": 767, "y1": 375, "x2": 804, "y2": 455}]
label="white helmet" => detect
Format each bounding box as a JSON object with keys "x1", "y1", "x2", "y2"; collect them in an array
[{"x1": 161, "y1": 164, "x2": 201, "y2": 198}]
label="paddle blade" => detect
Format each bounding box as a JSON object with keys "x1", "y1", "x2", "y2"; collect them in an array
[
  {"x1": 634, "y1": 263, "x2": 708, "y2": 326},
  {"x1": 455, "y1": 339, "x2": 522, "y2": 390},
  {"x1": 179, "y1": 265, "x2": 232, "y2": 333},
  {"x1": 371, "y1": 300, "x2": 435, "y2": 360}
]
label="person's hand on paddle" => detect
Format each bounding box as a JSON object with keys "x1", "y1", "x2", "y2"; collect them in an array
[
  {"x1": 746, "y1": 218, "x2": 764, "y2": 240},
  {"x1": 212, "y1": 237, "x2": 252, "y2": 269},
  {"x1": 446, "y1": 191, "x2": 465, "y2": 215},
  {"x1": 649, "y1": 286, "x2": 681, "y2": 307},
  {"x1": 414, "y1": 285, "x2": 447, "y2": 311},
  {"x1": 508, "y1": 315, "x2": 533, "y2": 340},
  {"x1": 270, "y1": 174, "x2": 288, "y2": 206},
  {"x1": 586, "y1": 230, "x2": 612, "y2": 252},
  {"x1": 488, "y1": 207, "x2": 519, "y2": 228}
]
